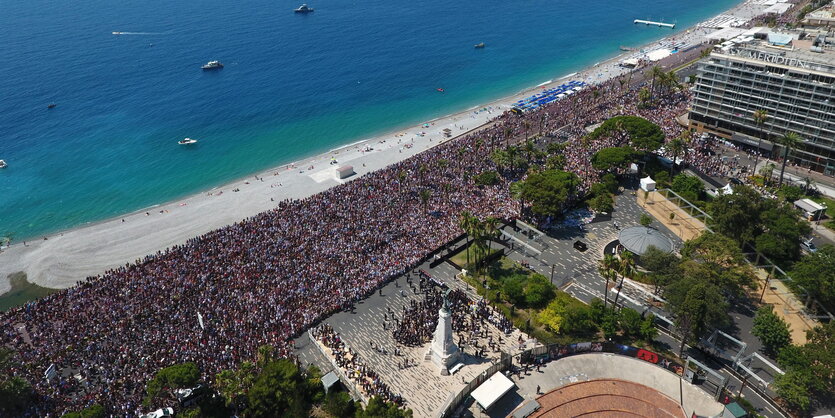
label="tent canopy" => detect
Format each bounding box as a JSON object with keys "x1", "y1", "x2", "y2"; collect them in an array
[{"x1": 471, "y1": 371, "x2": 515, "y2": 411}]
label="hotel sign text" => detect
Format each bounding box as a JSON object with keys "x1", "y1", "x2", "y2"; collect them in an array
[{"x1": 729, "y1": 49, "x2": 808, "y2": 69}]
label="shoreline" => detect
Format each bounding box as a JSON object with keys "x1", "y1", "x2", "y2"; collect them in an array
[{"x1": 0, "y1": 0, "x2": 766, "y2": 297}]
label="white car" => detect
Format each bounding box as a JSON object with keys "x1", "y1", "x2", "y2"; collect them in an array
[{"x1": 141, "y1": 407, "x2": 174, "y2": 418}]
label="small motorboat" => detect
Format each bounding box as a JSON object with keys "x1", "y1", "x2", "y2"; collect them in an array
[
  {"x1": 202, "y1": 60, "x2": 224, "y2": 70},
  {"x1": 0, "y1": 160, "x2": 7, "y2": 168},
  {"x1": 474, "y1": 42, "x2": 485, "y2": 49},
  {"x1": 178, "y1": 138, "x2": 198, "y2": 145},
  {"x1": 436, "y1": 88, "x2": 445, "y2": 93},
  {"x1": 294, "y1": 4, "x2": 314, "y2": 13},
  {"x1": 47, "y1": 103, "x2": 57, "y2": 109}
]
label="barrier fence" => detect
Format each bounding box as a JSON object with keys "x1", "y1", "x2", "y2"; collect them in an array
[{"x1": 440, "y1": 352, "x2": 512, "y2": 417}]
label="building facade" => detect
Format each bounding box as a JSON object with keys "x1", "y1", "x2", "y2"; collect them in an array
[{"x1": 688, "y1": 33, "x2": 835, "y2": 176}]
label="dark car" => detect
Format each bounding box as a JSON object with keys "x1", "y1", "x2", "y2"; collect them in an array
[{"x1": 573, "y1": 240, "x2": 588, "y2": 252}]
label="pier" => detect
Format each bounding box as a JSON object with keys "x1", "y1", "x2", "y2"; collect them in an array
[{"x1": 634, "y1": 19, "x2": 675, "y2": 29}]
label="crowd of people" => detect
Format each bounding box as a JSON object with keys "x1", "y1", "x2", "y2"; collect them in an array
[
  {"x1": 1, "y1": 40, "x2": 743, "y2": 416},
  {"x1": 311, "y1": 324, "x2": 405, "y2": 407},
  {"x1": 392, "y1": 285, "x2": 512, "y2": 356}
]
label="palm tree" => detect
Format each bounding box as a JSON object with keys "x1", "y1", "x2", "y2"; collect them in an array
[
  {"x1": 510, "y1": 181, "x2": 525, "y2": 217},
  {"x1": 649, "y1": 66, "x2": 665, "y2": 103},
  {"x1": 523, "y1": 120, "x2": 532, "y2": 141},
  {"x1": 667, "y1": 137, "x2": 686, "y2": 176},
  {"x1": 612, "y1": 251, "x2": 635, "y2": 310},
  {"x1": 504, "y1": 126, "x2": 514, "y2": 148},
  {"x1": 483, "y1": 217, "x2": 499, "y2": 273},
  {"x1": 397, "y1": 170, "x2": 408, "y2": 193},
  {"x1": 523, "y1": 140, "x2": 536, "y2": 165},
  {"x1": 419, "y1": 188, "x2": 432, "y2": 213},
  {"x1": 598, "y1": 254, "x2": 619, "y2": 311},
  {"x1": 759, "y1": 162, "x2": 776, "y2": 185},
  {"x1": 777, "y1": 131, "x2": 802, "y2": 187},
  {"x1": 752, "y1": 109, "x2": 769, "y2": 171},
  {"x1": 459, "y1": 211, "x2": 476, "y2": 267}
]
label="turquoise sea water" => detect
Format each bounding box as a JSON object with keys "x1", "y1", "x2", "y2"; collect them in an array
[{"x1": 0, "y1": 0, "x2": 738, "y2": 241}]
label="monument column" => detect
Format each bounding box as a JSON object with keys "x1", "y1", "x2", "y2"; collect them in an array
[{"x1": 427, "y1": 290, "x2": 461, "y2": 375}]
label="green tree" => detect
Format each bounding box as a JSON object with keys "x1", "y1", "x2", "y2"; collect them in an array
[
  {"x1": 654, "y1": 170, "x2": 670, "y2": 187},
  {"x1": 752, "y1": 109, "x2": 769, "y2": 170},
  {"x1": 640, "y1": 314, "x2": 659, "y2": 342},
  {"x1": 752, "y1": 306, "x2": 792, "y2": 356},
  {"x1": 503, "y1": 276, "x2": 526, "y2": 305},
  {"x1": 791, "y1": 244, "x2": 835, "y2": 312},
  {"x1": 670, "y1": 173, "x2": 704, "y2": 203},
  {"x1": 145, "y1": 362, "x2": 201, "y2": 406},
  {"x1": 245, "y1": 359, "x2": 321, "y2": 418},
  {"x1": 598, "y1": 254, "x2": 619, "y2": 311},
  {"x1": 665, "y1": 277, "x2": 729, "y2": 357},
  {"x1": 777, "y1": 131, "x2": 802, "y2": 187},
  {"x1": 680, "y1": 232, "x2": 755, "y2": 296},
  {"x1": 639, "y1": 213, "x2": 653, "y2": 227},
  {"x1": 754, "y1": 203, "x2": 811, "y2": 265},
  {"x1": 561, "y1": 302, "x2": 598, "y2": 336},
  {"x1": 524, "y1": 274, "x2": 556, "y2": 308},
  {"x1": 474, "y1": 171, "x2": 500, "y2": 186},
  {"x1": 666, "y1": 137, "x2": 687, "y2": 176},
  {"x1": 589, "y1": 115, "x2": 664, "y2": 151},
  {"x1": 356, "y1": 396, "x2": 413, "y2": 418},
  {"x1": 323, "y1": 390, "x2": 357, "y2": 417},
  {"x1": 708, "y1": 185, "x2": 766, "y2": 244},
  {"x1": 640, "y1": 246, "x2": 680, "y2": 294},
  {"x1": 774, "y1": 370, "x2": 812, "y2": 413},
  {"x1": 62, "y1": 404, "x2": 106, "y2": 418},
  {"x1": 588, "y1": 193, "x2": 614, "y2": 213},
  {"x1": 591, "y1": 146, "x2": 636, "y2": 172},
  {"x1": 418, "y1": 189, "x2": 432, "y2": 213},
  {"x1": 216, "y1": 361, "x2": 257, "y2": 412},
  {"x1": 519, "y1": 169, "x2": 580, "y2": 217},
  {"x1": 618, "y1": 307, "x2": 644, "y2": 338},
  {"x1": 0, "y1": 348, "x2": 33, "y2": 416}
]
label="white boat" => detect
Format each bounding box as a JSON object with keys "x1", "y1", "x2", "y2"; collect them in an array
[
  {"x1": 0, "y1": 160, "x2": 6, "y2": 168},
  {"x1": 294, "y1": 4, "x2": 314, "y2": 13},
  {"x1": 178, "y1": 138, "x2": 198, "y2": 145},
  {"x1": 201, "y1": 61, "x2": 223, "y2": 70}
]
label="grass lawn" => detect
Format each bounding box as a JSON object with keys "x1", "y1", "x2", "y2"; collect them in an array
[
  {"x1": 808, "y1": 196, "x2": 835, "y2": 231},
  {"x1": 449, "y1": 243, "x2": 501, "y2": 271}
]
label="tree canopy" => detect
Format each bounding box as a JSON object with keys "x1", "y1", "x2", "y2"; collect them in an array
[
  {"x1": 591, "y1": 146, "x2": 637, "y2": 172},
  {"x1": 665, "y1": 277, "x2": 729, "y2": 356},
  {"x1": 790, "y1": 244, "x2": 835, "y2": 313},
  {"x1": 0, "y1": 348, "x2": 33, "y2": 416},
  {"x1": 519, "y1": 169, "x2": 580, "y2": 217},
  {"x1": 670, "y1": 174, "x2": 704, "y2": 203},
  {"x1": 245, "y1": 358, "x2": 322, "y2": 417},
  {"x1": 752, "y1": 305, "x2": 792, "y2": 356},
  {"x1": 145, "y1": 362, "x2": 201, "y2": 406},
  {"x1": 588, "y1": 115, "x2": 665, "y2": 151}
]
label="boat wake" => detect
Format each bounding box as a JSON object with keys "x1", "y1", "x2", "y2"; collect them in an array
[{"x1": 112, "y1": 31, "x2": 171, "y2": 36}]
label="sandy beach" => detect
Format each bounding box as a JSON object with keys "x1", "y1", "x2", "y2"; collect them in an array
[{"x1": 0, "y1": 0, "x2": 771, "y2": 296}]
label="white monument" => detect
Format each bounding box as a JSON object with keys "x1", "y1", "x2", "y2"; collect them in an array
[{"x1": 427, "y1": 290, "x2": 461, "y2": 375}]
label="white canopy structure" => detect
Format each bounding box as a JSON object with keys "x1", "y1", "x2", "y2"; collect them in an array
[
  {"x1": 471, "y1": 371, "x2": 515, "y2": 411},
  {"x1": 640, "y1": 176, "x2": 656, "y2": 192}
]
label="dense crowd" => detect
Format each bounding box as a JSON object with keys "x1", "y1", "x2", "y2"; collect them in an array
[
  {"x1": 1, "y1": 45, "x2": 739, "y2": 416},
  {"x1": 393, "y1": 285, "x2": 513, "y2": 354},
  {"x1": 311, "y1": 324, "x2": 405, "y2": 407}
]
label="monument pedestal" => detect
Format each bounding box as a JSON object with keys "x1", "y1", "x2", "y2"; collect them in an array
[{"x1": 426, "y1": 295, "x2": 461, "y2": 375}]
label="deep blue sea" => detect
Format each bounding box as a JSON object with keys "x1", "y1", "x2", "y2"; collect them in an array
[{"x1": 0, "y1": 0, "x2": 738, "y2": 241}]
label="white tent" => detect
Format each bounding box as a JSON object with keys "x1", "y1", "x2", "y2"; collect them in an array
[
  {"x1": 640, "y1": 176, "x2": 656, "y2": 192},
  {"x1": 471, "y1": 371, "x2": 515, "y2": 411},
  {"x1": 719, "y1": 183, "x2": 734, "y2": 195}
]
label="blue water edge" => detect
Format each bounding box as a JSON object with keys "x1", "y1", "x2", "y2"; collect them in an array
[{"x1": 0, "y1": 0, "x2": 739, "y2": 241}]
